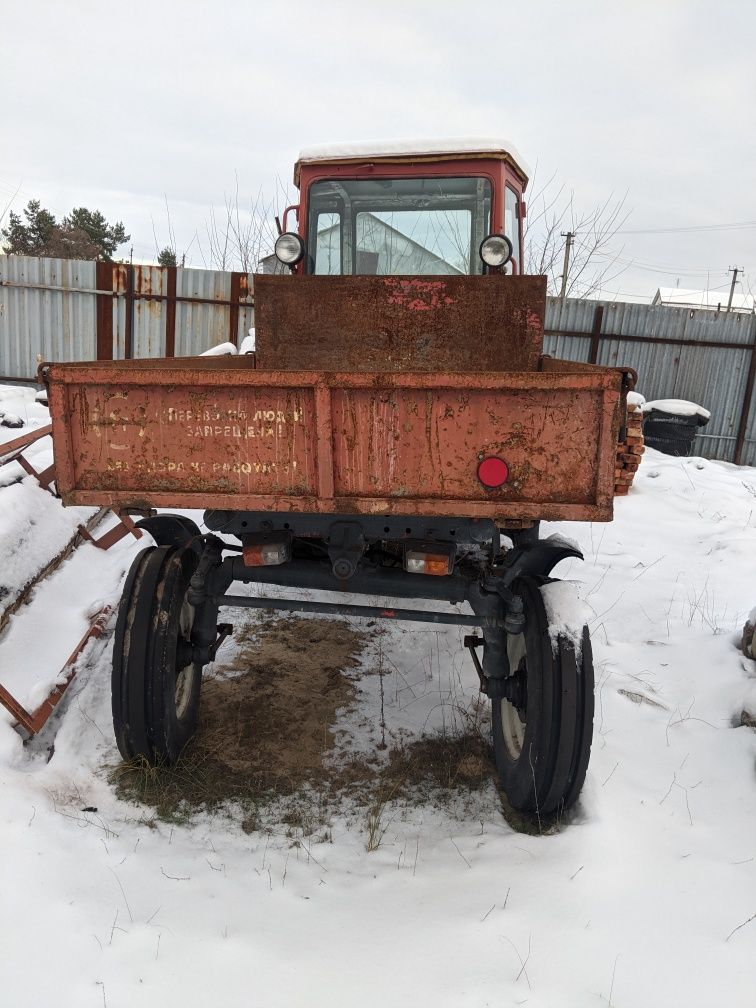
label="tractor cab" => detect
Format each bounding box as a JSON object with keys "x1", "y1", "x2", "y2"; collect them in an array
[{"x1": 273, "y1": 139, "x2": 529, "y2": 277}]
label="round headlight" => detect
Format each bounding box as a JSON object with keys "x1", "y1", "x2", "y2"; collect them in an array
[
  {"x1": 274, "y1": 232, "x2": 305, "y2": 266},
  {"x1": 479, "y1": 233, "x2": 514, "y2": 268}
]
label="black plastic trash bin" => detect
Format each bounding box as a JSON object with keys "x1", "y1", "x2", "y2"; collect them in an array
[{"x1": 642, "y1": 399, "x2": 710, "y2": 457}]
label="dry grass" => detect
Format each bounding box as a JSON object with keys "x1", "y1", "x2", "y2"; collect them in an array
[{"x1": 113, "y1": 612, "x2": 520, "y2": 838}]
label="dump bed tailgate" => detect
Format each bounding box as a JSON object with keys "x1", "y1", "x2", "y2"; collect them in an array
[{"x1": 46, "y1": 359, "x2": 622, "y2": 522}]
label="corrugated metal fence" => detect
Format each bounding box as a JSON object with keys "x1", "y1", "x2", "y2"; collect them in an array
[
  {"x1": 1, "y1": 254, "x2": 755, "y2": 465},
  {"x1": 544, "y1": 298, "x2": 756, "y2": 466},
  {"x1": 0, "y1": 255, "x2": 254, "y2": 378}
]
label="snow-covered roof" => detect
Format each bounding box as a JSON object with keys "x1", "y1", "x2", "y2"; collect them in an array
[
  {"x1": 295, "y1": 137, "x2": 530, "y2": 184},
  {"x1": 653, "y1": 287, "x2": 754, "y2": 313}
]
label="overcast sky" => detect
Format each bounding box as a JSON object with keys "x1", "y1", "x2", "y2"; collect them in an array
[{"x1": 2, "y1": 0, "x2": 754, "y2": 302}]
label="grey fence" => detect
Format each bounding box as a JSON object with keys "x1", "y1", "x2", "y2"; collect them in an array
[
  {"x1": 0, "y1": 255, "x2": 254, "y2": 378},
  {"x1": 1, "y1": 253, "x2": 754, "y2": 465},
  {"x1": 544, "y1": 298, "x2": 756, "y2": 466}
]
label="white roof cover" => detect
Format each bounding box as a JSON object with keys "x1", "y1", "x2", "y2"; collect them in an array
[{"x1": 297, "y1": 137, "x2": 530, "y2": 178}]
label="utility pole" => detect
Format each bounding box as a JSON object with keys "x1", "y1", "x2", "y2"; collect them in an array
[
  {"x1": 559, "y1": 231, "x2": 575, "y2": 300},
  {"x1": 726, "y1": 266, "x2": 742, "y2": 313}
]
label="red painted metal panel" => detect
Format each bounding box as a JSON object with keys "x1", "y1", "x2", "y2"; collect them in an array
[
  {"x1": 254, "y1": 274, "x2": 546, "y2": 373},
  {"x1": 46, "y1": 361, "x2": 621, "y2": 522},
  {"x1": 330, "y1": 385, "x2": 606, "y2": 505},
  {"x1": 60, "y1": 381, "x2": 318, "y2": 499}
]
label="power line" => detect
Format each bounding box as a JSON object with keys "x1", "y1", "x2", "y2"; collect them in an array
[
  {"x1": 591, "y1": 248, "x2": 732, "y2": 276},
  {"x1": 615, "y1": 219, "x2": 756, "y2": 235}
]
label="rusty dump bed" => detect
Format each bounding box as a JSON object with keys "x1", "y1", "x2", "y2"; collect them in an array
[
  {"x1": 47, "y1": 362, "x2": 622, "y2": 524},
  {"x1": 46, "y1": 275, "x2": 625, "y2": 523}
]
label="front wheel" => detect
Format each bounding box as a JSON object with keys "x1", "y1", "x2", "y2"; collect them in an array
[
  {"x1": 112, "y1": 545, "x2": 202, "y2": 765},
  {"x1": 491, "y1": 576, "x2": 594, "y2": 817}
]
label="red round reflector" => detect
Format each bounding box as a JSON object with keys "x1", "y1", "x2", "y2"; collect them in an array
[{"x1": 477, "y1": 456, "x2": 509, "y2": 489}]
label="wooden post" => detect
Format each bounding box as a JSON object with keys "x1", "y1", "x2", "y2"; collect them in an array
[
  {"x1": 229, "y1": 272, "x2": 242, "y2": 349},
  {"x1": 95, "y1": 261, "x2": 114, "y2": 360},
  {"x1": 588, "y1": 304, "x2": 604, "y2": 364},
  {"x1": 733, "y1": 319, "x2": 756, "y2": 465},
  {"x1": 165, "y1": 265, "x2": 177, "y2": 357}
]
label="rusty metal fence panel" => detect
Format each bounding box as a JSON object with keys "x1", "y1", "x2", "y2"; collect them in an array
[
  {"x1": 112, "y1": 264, "x2": 168, "y2": 359},
  {"x1": 174, "y1": 268, "x2": 254, "y2": 356},
  {"x1": 0, "y1": 255, "x2": 253, "y2": 378},
  {"x1": 544, "y1": 297, "x2": 756, "y2": 466}
]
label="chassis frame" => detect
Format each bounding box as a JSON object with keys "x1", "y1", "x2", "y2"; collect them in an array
[{"x1": 139, "y1": 510, "x2": 582, "y2": 702}]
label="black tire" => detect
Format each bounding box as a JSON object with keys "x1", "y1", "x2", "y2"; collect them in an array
[
  {"x1": 644, "y1": 434, "x2": 693, "y2": 457},
  {"x1": 491, "y1": 576, "x2": 594, "y2": 817},
  {"x1": 644, "y1": 420, "x2": 697, "y2": 441},
  {"x1": 112, "y1": 544, "x2": 202, "y2": 765}
]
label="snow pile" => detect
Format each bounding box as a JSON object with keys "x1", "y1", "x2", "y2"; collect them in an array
[
  {"x1": 0, "y1": 383, "x2": 53, "y2": 488},
  {"x1": 0, "y1": 383, "x2": 50, "y2": 447},
  {"x1": 0, "y1": 479, "x2": 95, "y2": 689},
  {"x1": 626, "y1": 389, "x2": 646, "y2": 409},
  {"x1": 642, "y1": 398, "x2": 711, "y2": 421},
  {"x1": 200, "y1": 342, "x2": 238, "y2": 357}
]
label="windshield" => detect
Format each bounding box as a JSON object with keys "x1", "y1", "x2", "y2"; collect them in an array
[{"x1": 307, "y1": 176, "x2": 493, "y2": 276}]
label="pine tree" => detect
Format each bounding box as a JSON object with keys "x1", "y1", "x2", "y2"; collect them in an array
[
  {"x1": 158, "y1": 247, "x2": 178, "y2": 267},
  {"x1": 63, "y1": 208, "x2": 129, "y2": 261},
  {"x1": 2, "y1": 200, "x2": 56, "y2": 255},
  {"x1": 1, "y1": 200, "x2": 130, "y2": 261}
]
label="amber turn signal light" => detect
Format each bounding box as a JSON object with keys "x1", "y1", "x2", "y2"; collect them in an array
[
  {"x1": 404, "y1": 544, "x2": 455, "y2": 576},
  {"x1": 242, "y1": 533, "x2": 292, "y2": 567}
]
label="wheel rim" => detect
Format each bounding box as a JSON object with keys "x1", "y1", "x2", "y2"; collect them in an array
[
  {"x1": 174, "y1": 597, "x2": 196, "y2": 721},
  {"x1": 500, "y1": 630, "x2": 527, "y2": 760}
]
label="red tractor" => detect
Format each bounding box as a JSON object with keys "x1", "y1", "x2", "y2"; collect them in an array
[{"x1": 46, "y1": 139, "x2": 633, "y2": 818}]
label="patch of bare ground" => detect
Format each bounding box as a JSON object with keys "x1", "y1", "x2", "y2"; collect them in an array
[{"x1": 113, "y1": 613, "x2": 505, "y2": 836}]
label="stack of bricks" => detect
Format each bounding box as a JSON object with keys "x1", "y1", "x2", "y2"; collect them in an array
[{"x1": 614, "y1": 402, "x2": 645, "y2": 495}]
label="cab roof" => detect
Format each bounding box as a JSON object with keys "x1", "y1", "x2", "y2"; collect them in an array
[{"x1": 294, "y1": 137, "x2": 530, "y2": 186}]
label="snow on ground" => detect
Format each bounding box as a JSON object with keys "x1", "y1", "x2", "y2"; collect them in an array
[
  {"x1": 0, "y1": 384, "x2": 98, "y2": 643},
  {"x1": 0, "y1": 383, "x2": 52, "y2": 488},
  {"x1": 1, "y1": 425, "x2": 756, "y2": 1006}
]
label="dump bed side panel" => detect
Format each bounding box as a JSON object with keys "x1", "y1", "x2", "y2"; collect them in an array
[{"x1": 47, "y1": 363, "x2": 621, "y2": 522}]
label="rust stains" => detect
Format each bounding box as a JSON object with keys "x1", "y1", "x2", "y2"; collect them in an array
[{"x1": 383, "y1": 277, "x2": 455, "y2": 311}]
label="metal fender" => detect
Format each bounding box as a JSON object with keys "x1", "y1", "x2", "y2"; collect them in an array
[
  {"x1": 135, "y1": 514, "x2": 202, "y2": 553},
  {"x1": 503, "y1": 535, "x2": 583, "y2": 580}
]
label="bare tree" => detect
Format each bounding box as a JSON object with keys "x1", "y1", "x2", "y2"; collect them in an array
[
  {"x1": 199, "y1": 175, "x2": 293, "y2": 273},
  {"x1": 524, "y1": 167, "x2": 631, "y2": 298}
]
